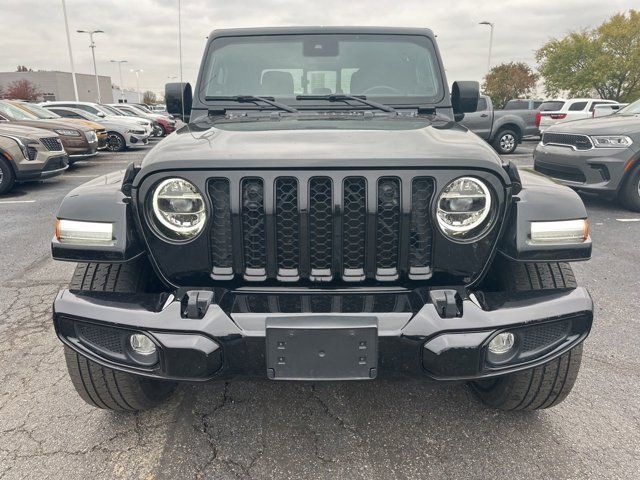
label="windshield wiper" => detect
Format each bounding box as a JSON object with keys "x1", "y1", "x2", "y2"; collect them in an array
[
  {"x1": 296, "y1": 94, "x2": 396, "y2": 113},
  {"x1": 205, "y1": 95, "x2": 298, "y2": 113}
]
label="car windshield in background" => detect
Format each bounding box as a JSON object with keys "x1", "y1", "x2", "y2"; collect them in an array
[
  {"x1": 539, "y1": 101, "x2": 565, "y2": 111},
  {"x1": 100, "y1": 105, "x2": 123, "y2": 116},
  {"x1": 19, "y1": 103, "x2": 61, "y2": 119},
  {"x1": 0, "y1": 100, "x2": 38, "y2": 120},
  {"x1": 199, "y1": 34, "x2": 443, "y2": 106},
  {"x1": 617, "y1": 99, "x2": 640, "y2": 115}
]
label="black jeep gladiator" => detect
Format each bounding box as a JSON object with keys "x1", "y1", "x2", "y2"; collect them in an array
[{"x1": 51, "y1": 27, "x2": 593, "y2": 412}]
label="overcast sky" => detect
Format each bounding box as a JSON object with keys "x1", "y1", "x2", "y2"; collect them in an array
[{"x1": 0, "y1": 0, "x2": 637, "y2": 95}]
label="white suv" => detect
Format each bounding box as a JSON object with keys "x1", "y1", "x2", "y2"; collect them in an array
[{"x1": 536, "y1": 98, "x2": 619, "y2": 132}]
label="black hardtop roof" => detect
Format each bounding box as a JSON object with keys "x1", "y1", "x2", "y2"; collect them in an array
[{"x1": 208, "y1": 26, "x2": 435, "y2": 39}]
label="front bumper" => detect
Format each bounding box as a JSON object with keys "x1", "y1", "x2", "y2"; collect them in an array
[
  {"x1": 534, "y1": 142, "x2": 638, "y2": 194},
  {"x1": 15, "y1": 155, "x2": 69, "y2": 181},
  {"x1": 53, "y1": 287, "x2": 593, "y2": 382},
  {"x1": 125, "y1": 132, "x2": 150, "y2": 147}
]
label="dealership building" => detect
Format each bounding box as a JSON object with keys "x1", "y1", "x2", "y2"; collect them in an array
[{"x1": 0, "y1": 70, "x2": 113, "y2": 103}]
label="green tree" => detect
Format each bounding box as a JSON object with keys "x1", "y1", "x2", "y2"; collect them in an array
[
  {"x1": 482, "y1": 62, "x2": 538, "y2": 109},
  {"x1": 536, "y1": 10, "x2": 640, "y2": 102}
]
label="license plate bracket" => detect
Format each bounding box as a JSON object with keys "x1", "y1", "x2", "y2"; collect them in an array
[{"x1": 265, "y1": 316, "x2": 378, "y2": 380}]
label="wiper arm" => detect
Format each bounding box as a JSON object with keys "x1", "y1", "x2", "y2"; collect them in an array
[
  {"x1": 205, "y1": 95, "x2": 298, "y2": 113},
  {"x1": 296, "y1": 94, "x2": 396, "y2": 113}
]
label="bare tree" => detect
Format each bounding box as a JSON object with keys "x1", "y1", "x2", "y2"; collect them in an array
[
  {"x1": 142, "y1": 90, "x2": 157, "y2": 105},
  {"x1": 5, "y1": 79, "x2": 41, "y2": 101}
]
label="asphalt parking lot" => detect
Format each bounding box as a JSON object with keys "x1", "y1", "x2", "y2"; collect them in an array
[{"x1": 0, "y1": 139, "x2": 638, "y2": 480}]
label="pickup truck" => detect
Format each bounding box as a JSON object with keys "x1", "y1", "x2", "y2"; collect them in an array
[
  {"x1": 50, "y1": 26, "x2": 593, "y2": 413},
  {"x1": 460, "y1": 94, "x2": 539, "y2": 154}
]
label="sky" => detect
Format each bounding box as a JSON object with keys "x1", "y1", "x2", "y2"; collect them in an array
[{"x1": 0, "y1": 0, "x2": 637, "y2": 96}]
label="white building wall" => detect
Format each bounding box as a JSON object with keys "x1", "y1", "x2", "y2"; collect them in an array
[{"x1": 0, "y1": 71, "x2": 113, "y2": 102}]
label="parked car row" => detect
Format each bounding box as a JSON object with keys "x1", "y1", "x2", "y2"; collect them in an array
[{"x1": 0, "y1": 98, "x2": 177, "y2": 194}]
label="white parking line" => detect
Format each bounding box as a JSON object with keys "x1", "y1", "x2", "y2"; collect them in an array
[
  {"x1": 616, "y1": 218, "x2": 640, "y2": 222},
  {"x1": 0, "y1": 200, "x2": 36, "y2": 204}
]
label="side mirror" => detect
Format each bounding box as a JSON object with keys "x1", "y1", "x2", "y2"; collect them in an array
[
  {"x1": 97, "y1": 111, "x2": 106, "y2": 118},
  {"x1": 165, "y1": 82, "x2": 192, "y2": 122},
  {"x1": 452, "y1": 81, "x2": 479, "y2": 113}
]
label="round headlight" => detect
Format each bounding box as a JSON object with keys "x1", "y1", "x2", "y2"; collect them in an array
[
  {"x1": 151, "y1": 178, "x2": 206, "y2": 239},
  {"x1": 437, "y1": 177, "x2": 492, "y2": 239}
]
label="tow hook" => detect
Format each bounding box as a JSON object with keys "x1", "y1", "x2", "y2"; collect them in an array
[
  {"x1": 429, "y1": 289, "x2": 461, "y2": 318},
  {"x1": 182, "y1": 290, "x2": 214, "y2": 319}
]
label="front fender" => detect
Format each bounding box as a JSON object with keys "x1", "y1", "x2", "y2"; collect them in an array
[
  {"x1": 51, "y1": 168, "x2": 144, "y2": 263},
  {"x1": 498, "y1": 168, "x2": 592, "y2": 262}
]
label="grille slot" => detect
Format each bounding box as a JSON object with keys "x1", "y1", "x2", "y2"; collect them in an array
[
  {"x1": 40, "y1": 137, "x2": 63, "y2": 151},
  {"x1": 207, "y1": 173, "x2": 435, "y2": 283},
  {"x1": 241, "y1": 178, "x2": 267, "y2": 280},
  {"x1": 376, "y1": 177, "x2": 401, "y2": 280},
  {"x1": 275, "y1": 177, "x2": 300, "y2": 280},
  {"x1": 342, "y1": 177, "x2": 367, "y2": 281},
  {"x1": 409, "y1": 177, "x2": 435, "y2": 279},
  {"x1": 209, "y1": 179, "x2": 233, "y2": 279},
  {"x1": 309, "y1": 177, "x2": 333, "y2": 281}
]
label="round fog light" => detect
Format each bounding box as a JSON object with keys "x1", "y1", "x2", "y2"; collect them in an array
[
  {"x1": 488, "y1": 332, "x2": 515, "y2": 355},
  {"x1": 129, "y1": 333, "x2": 156, "y2": 356}
]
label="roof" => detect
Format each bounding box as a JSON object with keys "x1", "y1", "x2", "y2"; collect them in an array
[{"x1": 208, "y1": 26, "x2": 435, "y2": 39}]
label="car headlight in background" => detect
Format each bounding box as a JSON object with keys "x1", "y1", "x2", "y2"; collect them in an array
[
  {"x1": 590, "y1": 135, "x2": 632, "y2": 148},
  {"x1": 53, "y1": 128, "x2": 81, "y2": 137},
  {"x1": 437, "y1": 177, "x2": 493, "y2": 239},
  {"x1": 4, "y1": 135, "x2": 38, "y2": 160},
  {"x1": 85, "y1": 130, "x2": 98, "y2": 142},
  {"x1": 151, "y1": 178, "x2": 206, "y2": 240}
]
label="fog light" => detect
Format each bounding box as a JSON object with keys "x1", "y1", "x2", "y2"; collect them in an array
[
  {"x1": 488, "y1": 332, "x2": 515, "y2": 355},
  {"x1": 129, "y1": 334, "x2": 156, "y2": 356}
]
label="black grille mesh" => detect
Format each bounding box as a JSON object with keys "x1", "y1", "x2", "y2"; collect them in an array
[
  {"x1": 76, "y1": 322, "x2": 124, "y2": 354},
  {"x1": 233, "y1": 294, "x2": 410, "y2": 313},
  {"x1": 343, "y1": 177, "x2": 367, "y2": 270},
  {"x1": 241, "y1": 178, "x2": 267, "y2": 269},
  {"x1": 209, "y1": 179, "x2": 233, "y2": 269},
  {"x1": 275, "y1": 178, "x2": 300, "y2": 271},
  {"x1": 521, "y1": 320, "x2": 570, "y2": 353},
  {"x1": 409, "y1": 177, "x2": 435, "y2": 268},
  {"x1": 207, "y1": 174, "x2": 435, "y2": 282},
  {"x1": 542, "y1": 133, "x2": 592, "y2": 150},
  {"x1": 309, "y1": 177, "x2": 333, "y2": 271},
  {"x1": 376, "y1": 178, "x2": 401, "y2": 269},
  {"x1": 40, "y1": 137, "x2": 63, "y2": 151}
]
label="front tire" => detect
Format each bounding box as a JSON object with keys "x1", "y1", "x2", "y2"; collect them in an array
[
  {"x1": 470, "y1": 261, "x2": 584, "y2": 411},
  {"x1": 618, "y1": 163, "x2": 640, "y2": 212},
  {"x1": 492, "y1": 128, "x2": 518, "y2": 154},
  {"x1": 64, "y1": 261, "x2": 176, "y2": 411},
  {"x1": 105, "y1": 132, "x2": 127, "y2": 152},
  {"x1": 0, "y1": 156, "x2": 16, "y2": 195}
]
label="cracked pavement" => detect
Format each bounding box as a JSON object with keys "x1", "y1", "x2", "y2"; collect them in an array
[{"x1": 0, "y1": 142, "x2": 639, "y2": 479}]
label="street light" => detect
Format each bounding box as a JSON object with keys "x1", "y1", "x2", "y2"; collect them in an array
[
  {"x1": 479, "y1": 21, "x2": 494, "y2": 74},
  {"x1": 110, "y1": 60, "x2": 127, "y2": 102},
  {"x1": 60, "y1": 0, "x2": 78, "y2": 101},
  {"x1": 131, "y1": 69, "x2": 143, "y2": 103},
  {"x1": 77, "y1": 29, "x2": 104, "y2": 102}
]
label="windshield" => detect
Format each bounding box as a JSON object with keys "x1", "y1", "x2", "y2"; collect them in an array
[
  {"x1": 99, "y1": 105, "x2": 121, "y2": 116},
  {"x1": 617, "y1": 98, "x2": 640, "y2": 116},
  {"x1": 14, "y1": 102, "x2": 61, "y2": 119},
  {"x1": 199, "y1": 34, "x2": 443, "y2": 106},
  {"x1": 0, "y1": 100, "x2": 38, "y2": 120}
]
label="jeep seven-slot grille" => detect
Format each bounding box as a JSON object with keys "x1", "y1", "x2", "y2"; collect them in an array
[{"x1": 207, "y1": 175, "x2": 435, "y2": 283}]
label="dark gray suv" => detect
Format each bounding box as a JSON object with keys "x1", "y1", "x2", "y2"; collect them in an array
[{"x1": 534, "y1": 98, "x2": 640, "y2": 211}]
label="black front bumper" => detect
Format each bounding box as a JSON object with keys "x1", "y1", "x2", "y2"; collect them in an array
[{"x1": 53, "y1": 286, "x2": 593, "y2": 382}]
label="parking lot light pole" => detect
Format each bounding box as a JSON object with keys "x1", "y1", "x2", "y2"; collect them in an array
[
  {"x1": 77, "y1": 29, "x2": 104, "y2": 103},
  {"x1": 131, "y1": 69, "x2": 143, "y2": 103},
  {"x1": 479, "y1": 21, "x2": 494, "y2": 74},
  {"x1": 110, "y1": 60, "x2": 127, "y2": 102},
  {"x1": 60, "y1": 0, "x2": 79, "y2": 101}
]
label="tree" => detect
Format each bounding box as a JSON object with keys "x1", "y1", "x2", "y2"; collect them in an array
[
  {"x1": 142, "y1": 90, "x2": 157, "y2": 105},
  {"x1": 16, "y1": 65, "x2": 33, "y2": 72},
  {"x1": 536, "y1": 9, "x2": 640, "y2": 102},
  {"x1": 5, "y1": 79, "x2": 41, "y2": 101},
  {"x1": 482, "y1": 62, "x2": 538, "y2": 109}
]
